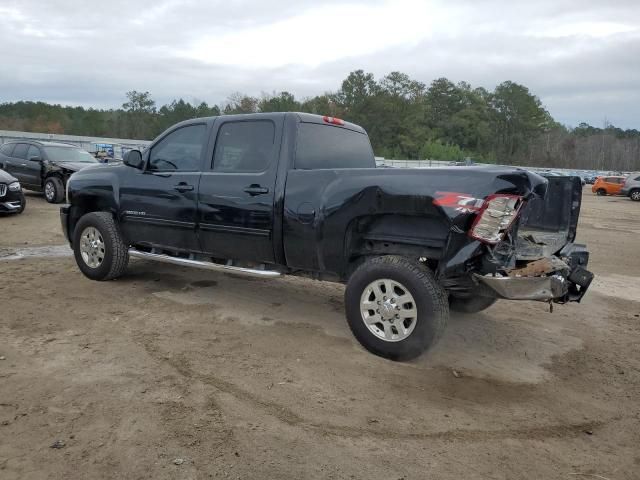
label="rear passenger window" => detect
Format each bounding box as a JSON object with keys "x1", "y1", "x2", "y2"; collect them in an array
[
  {"x1": 212, "y1": 121, "x2": 275, "y2": 172},
  {"x1": 295, "y1": 123, "x2": 375, "y2": 169},
  {"x1": 0, "y1": 143, "x2": 15, "y2": 156},
  {"x1": 12, "y1": 143, "x2": 29, "y2": 159}
]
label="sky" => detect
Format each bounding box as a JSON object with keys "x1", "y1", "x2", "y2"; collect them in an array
[{"x1": 0, "y1": 0, "x2": 639, "y2": 128}]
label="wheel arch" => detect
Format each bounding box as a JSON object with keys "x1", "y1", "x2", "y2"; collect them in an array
[
  {"x1": 68, "y1": 196, "x2": 118, "y2": 245},
  {"x1": 343, "y1": 214, "x2": 448, "y2": 279}
]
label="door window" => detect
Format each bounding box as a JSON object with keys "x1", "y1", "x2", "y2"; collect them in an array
[
  {"x1": 12, "y1": 143, "x2": 29, "y2": 159},
  {"x1": 212, "y1": 121, "x2": 275, "y2": 172},
  {"x1": 27, "y1": 145, "x2": 41, "y2": 160},
  {"x1": 148, "y1": 124, "x2": 206, "y2": 172}
]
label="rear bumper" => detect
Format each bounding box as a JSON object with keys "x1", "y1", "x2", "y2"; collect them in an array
[
  {"x1": 620, "y1": 187, "x2": 630, "y2": 196},
  {"x1": 473, "y1": 243, "x2": 593, "y2": 303},
  {"x1": 60, "y1": 205, "x2": 70, "y2": 243}
]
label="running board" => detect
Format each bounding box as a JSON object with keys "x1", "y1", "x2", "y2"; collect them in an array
[{"x1": 128, "y1": 249, "x2": 281, "y2": 278}]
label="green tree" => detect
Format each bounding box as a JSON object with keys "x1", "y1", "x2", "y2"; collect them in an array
[
  {"x1": 122, "y1": 90, "x2": 157, "y2": 139},
  {"x1": 489, "y1": 81, "x2": 551, "y2": 161}
]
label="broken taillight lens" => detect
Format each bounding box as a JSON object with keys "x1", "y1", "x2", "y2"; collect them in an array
[{"x1": 469, "y1": 194, "x2": 523, "y2": 244}]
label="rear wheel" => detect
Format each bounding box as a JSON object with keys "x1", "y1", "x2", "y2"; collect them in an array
[
  {"x1": 630, "y1": 189, "x2": 640, "y2": 202},
  {"x1": 345, "y1": 256, "x2": 448, "y2": 361},
  {"x1": 44, "y1": 177, "x2": 65, "y2": 203},
  {"x1": 449, "y1": 295, "x2": 497, "y2": 314},
  {"x1": 596, "y1": 188, "x2": 607, "y2": 196},
  {"x1": 73, "y1": 212, "x2": 129, "y2": 281}
]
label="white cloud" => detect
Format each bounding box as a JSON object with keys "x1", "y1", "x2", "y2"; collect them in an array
[
  {"x1": 0, "y1": 0, "x2": 639, "y2": 128},
  {"x1": 184, "y1": 0, "x2": 446, "y2": 68}
]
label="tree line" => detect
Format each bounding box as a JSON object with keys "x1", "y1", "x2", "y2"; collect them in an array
[{"x1": 0, "y1": 70, "x2": 638, "y2": 171}]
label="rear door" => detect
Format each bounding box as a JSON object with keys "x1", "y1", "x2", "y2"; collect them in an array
[
  {"x1": 0, "y1": 143, "x2": 16, "y2": 171},
  {"x1": 4, "y1": 143, "x2": 29, "y2": 182},
  {"x1": 119, "y1": 122, "x2": 206, "y2": 252},
  {"x1": 197, "y1": 117, "x2": 282, "y2": 263},
  {"x1": 611, "y1": 177, "x2": 624, "y2": 194}
]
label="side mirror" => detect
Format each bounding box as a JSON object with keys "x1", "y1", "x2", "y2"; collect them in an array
[
  {"x1": 29, "y1": 156, "x2": 42, "y2": 162},
  {"x1": 123, "y1": 150, "x2": 144, "y2": 169}
]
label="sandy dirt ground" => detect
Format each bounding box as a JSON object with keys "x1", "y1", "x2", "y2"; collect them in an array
[{"x1": 1, "y1": 190, "x2": 639, "y2": 479}]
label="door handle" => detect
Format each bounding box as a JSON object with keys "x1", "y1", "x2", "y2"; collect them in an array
[
  {"x1": 174, "y1": 183, "x2": 194, "y2": 192},
  {"x1": 244, "y1": 184, "x2": 269, "y2": 196},
  {"x1": 20, "y1": 163, "x2": 27, "y2": 167}
]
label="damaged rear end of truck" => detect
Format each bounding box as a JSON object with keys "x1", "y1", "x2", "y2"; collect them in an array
[{"x1": 436, "y1": 172, "x2": 593, "y2": 307}]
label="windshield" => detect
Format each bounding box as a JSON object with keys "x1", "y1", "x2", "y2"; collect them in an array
[{"x1": 44, "y1": 146, "x2": 97, "y2": 163}]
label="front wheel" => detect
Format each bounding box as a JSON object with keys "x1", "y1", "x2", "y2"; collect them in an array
[
  {"x1": 449, "y1": 295, "x2": 497, "y2": 314},
  {"x1": 15, "y1": 192, "x2": 26, "y2": 214},
  {"x1": 630, "y1": 190, "x2": 640, "y2": 202},
  {"x1": 73, "y1": 212, "x2": 129, "y2": 281},
  {"x1": 596, "y1": 189, "x2": 607, "y2": 196},
  {"x1": 345, "y1": 256, "x2": 448, "y2": 361},
  {"x1": 44, "y1": 177, "x2": 65, "y2": 203}
]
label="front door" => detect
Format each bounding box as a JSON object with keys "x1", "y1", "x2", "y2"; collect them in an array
[
  {"x1": 119, "y1": 123, "x2": 207, "y2": 253},
  {"x1": 197, "y1": 118, "x2": 282, "y2": 263},
  {"x1": 22, "y1": 145, "x2": 44, "y2": 188}
]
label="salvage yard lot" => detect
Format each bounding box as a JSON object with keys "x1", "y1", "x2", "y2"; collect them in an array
[{"x1": 1, "y1": 191, "x2": 639, "y2": 479}]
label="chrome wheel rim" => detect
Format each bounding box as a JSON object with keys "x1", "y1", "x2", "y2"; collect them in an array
[
  {"x1": 360, "y1": 279, "x2": 418, "y2": 342},
  {"x1": 632, "y1": 191, "x2": 640, "y2": 201},
  {"x1": 45, "y1": 181, "x2": 55, "y2": 201},
  {"x1": 79, "y1": 226, "x2": 105, "y2": 268}
]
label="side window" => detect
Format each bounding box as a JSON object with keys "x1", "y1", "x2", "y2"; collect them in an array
[
  {"x1": 12, "y1": 143, "x2": 29, "y2": 159},
  {"x1": 212, "y1": 121, "x2": 275, "y2": 172},
  {"x1": 27, "y1": 145, "x2": 41, "y2": 160},
  {"x1": 635, "y1": 176, "x2": 640, "y2": 181},
  {"x1": 148, "y1": 124, "x2": 206, "y2": 172},
  {"x1": 0, "y1": 143, "x2": 15, "y2": 156},
  {"x1": 295, "y1": 123, "x2": 375, "y2": 169}
]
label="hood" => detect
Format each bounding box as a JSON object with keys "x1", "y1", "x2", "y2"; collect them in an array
[
  {"x1": 0, "y1": 168, "x2": 18, "y2": 183},
  {"x1": 51, "y1": 161, "x2": 97, "y2": 172}
]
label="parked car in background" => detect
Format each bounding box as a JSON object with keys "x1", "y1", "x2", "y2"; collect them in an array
[
  {"x1": 621, "y1": 174, "x2": 640, "y2": 201},
  {"x1": 0, "y1": 168, "x2": 26, "y2": 214},
  {"x1": 591, "y1": 176, "x2": 626, "y2": 196},
  {"x1": 0, "y1": 141, "x2": 99, "y2": 203}
]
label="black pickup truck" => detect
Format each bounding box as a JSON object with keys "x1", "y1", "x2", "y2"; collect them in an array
[{"x1": 60, "y1": 112, "x2": 593, "y2": 360}]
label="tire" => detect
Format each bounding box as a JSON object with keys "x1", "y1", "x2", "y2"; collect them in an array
[
  {"x1": 596, "y1": 189, "x2": 607, "y2": 196},
  {"x1": 345, "y1": 256, "x2": 448, "y2": 361},
  {"x1": 15, "y1": 192, "x2": 26, "y2": 214},
  {"x1": 630, "y1": 190, "x2": 640, "y2": 202},
  {"x1": 449, "y1": 295, "x2": 497, "y2": 314},
  {"x1": 44, "y1": 176, "x2": 65, "y2": 203},
  {"x1": 73, "y1": 212, "x2": 129, "y2": 281}
]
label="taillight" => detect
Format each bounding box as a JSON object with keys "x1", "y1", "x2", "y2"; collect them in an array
[
  {"x1": 322, "y1": 116, "x2": 345, "y2": 126},
  {"x1": 469, "y1": 194, "x2": 523, "y2": 244}
]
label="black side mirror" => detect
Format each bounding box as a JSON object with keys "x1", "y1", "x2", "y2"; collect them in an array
[
  {"x1": 29, "y1": 156, "x2": 42, "y2": 162},
  {"x1": 123, "y1": 150, "x2": 144, "y2": 169}
]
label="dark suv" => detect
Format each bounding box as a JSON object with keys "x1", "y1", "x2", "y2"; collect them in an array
[{"x1": 0, "y1": 141, "x2": 99, "y2": 203}]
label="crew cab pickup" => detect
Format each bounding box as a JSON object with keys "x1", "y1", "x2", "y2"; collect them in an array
[{"x1": 60, "y1": 113, "x2": 593, "y2": 360}]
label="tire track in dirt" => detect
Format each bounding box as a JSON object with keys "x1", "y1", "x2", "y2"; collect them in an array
[{"x1": 133, "y1": 332, "x2": 606, "y2": 443}]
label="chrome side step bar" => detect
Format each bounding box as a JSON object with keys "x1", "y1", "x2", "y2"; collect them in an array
[{"x1": 128, "y1": 249, "x2": 282, "y2": 278}]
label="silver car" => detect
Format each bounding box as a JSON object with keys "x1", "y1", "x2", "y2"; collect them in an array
[{"x1": 621, "y1": 173, "x2": 640, "y2": 201}]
